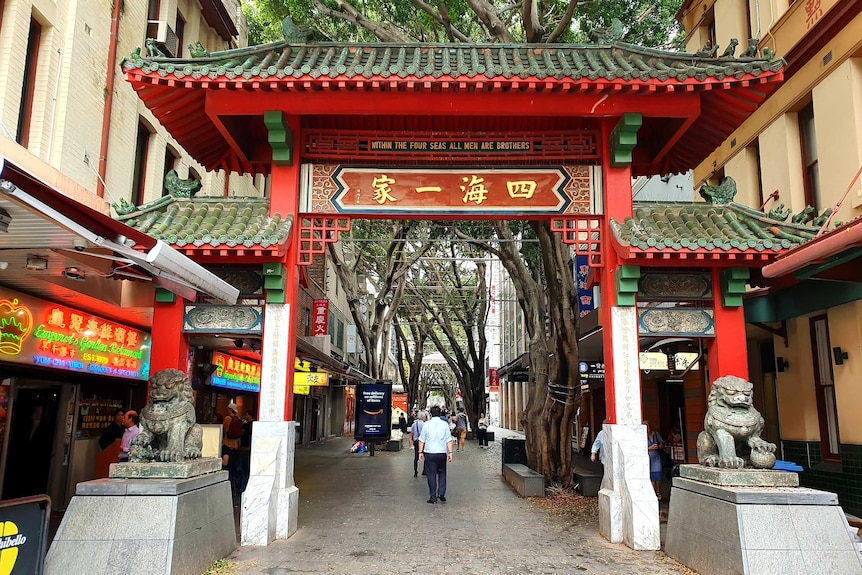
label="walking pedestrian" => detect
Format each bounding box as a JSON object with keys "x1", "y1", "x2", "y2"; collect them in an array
[
  {"x1": 590, "y1": 419, "x2": 607, "y2": 464},
  {"x1": 453, "y1": 407, "x2": 468, "y2": 452},
  {"x1": 476, "y1": 412, "x2": 489, "y2": 448},
  {"x1": 409, "y1": 411, "x2": 427, "y2": 477},
  {"x1": 418, "y1": 405, "x2": 454, "y2": 504},
  {"x1": 645, "y1": 420, "x2": 664, "y2": 500}
]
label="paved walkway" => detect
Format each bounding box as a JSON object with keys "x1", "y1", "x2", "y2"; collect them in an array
[{"x1": 227, "y1": 430, "x2": 696, "y2": 575}]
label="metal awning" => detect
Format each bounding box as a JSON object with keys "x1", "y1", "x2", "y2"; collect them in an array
[{"x1": 0, "y1": 151, "x2": 238, "y2": 324}]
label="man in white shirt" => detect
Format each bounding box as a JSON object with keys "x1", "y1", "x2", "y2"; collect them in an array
[
  {"x1": 418, "y1": 405, "x2": 454, "y2": 504},
  {"x1": 119, "y1": 411, "x2": 141, "y2": 462}
]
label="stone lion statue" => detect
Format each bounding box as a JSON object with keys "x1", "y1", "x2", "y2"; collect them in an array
[
  {"x1": 130, "y1": 369, "x2": 202, "y2": 462},
  {"x1": 697, "y1": 375, "x2": 776, "y2": 469}
]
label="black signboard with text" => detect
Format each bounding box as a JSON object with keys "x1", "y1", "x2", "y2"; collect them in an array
[
  {"x1": 0, "y1": 495, "x2": 50, "y2": 575},
  {"x1": 354, "y1": 381, "x2": 392, "y2": 441}
]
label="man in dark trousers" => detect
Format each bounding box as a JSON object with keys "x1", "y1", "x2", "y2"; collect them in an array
[
  {"x1": 409, "y1": 411, "x2": 427, "y2": 477},
  {"x1": 417, "y1": 405, "x2": 454, "y2": 504},
  {"x1": 98, "y1": 409, "x2": 126, "y2": 450}
]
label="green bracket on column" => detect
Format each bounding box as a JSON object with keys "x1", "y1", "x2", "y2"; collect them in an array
[
  {"x1": 615, "y1": 265, "x2": 640, "y2": 307},
  {"x1": 264, "y1": 110, "x2": 293, "y2": 166},
  {"x1": 155, "y1": 287, "x2": 176, "y2": 303},
  {"x1": 721, "y1": 267, "x2": 749, "y2": 307},
  {"x1": 263, "y1": 263, "x2": 286, "y2": 303},
  {"x1": 610, "y1": 113, "x2": 642, "y2": 168}
]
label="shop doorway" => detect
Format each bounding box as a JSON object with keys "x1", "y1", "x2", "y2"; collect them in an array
[{"x1": 2, "y1": 386, "x2": 62, "y2": 500}]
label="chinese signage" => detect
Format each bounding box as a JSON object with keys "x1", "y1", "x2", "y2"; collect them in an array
[
  {"x1": 0, "y1": 495, "x2": 50, "y2": 575},
  {"x1": 211, "y1": 351, "x2": 261, "y2": 392},
  {"x1": 312, "y1": 300, "x2": 329, "y2": 336},
  {"x1": 0, "y1": 287, "x2": 150, "y2": 380},
  {"x1": 369, "y1": 139, "x2": 531, "y2": 153},
  {"x1": 575, "y1": 255, "x2": 595, "y2": 317},
  {"x1": 578, "y1": 361, "x2": 604, "y2": 392},
  {"x1": 489, "y1": 368, "x2": 500, "y2": 392},
  {"x1": 293, "y1": 371, "x2": 330, "y2": 395},
  {"x1": 354, "y1": 381, "x2": 392, "y2": 440},
  {"x1": 639, "y1": 352, "x2": 669, "y2": 370}
]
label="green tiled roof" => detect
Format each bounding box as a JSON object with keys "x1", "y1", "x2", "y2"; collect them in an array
[
  {"x1": 122, "y1": 41, "x2": 783, "y2": 83},
  {"x1": 612, "y1": 202, "x2": 819, "y2": 255},
  {"x1": 116, "y1": 197, "x2": 292, "y2": 250}
]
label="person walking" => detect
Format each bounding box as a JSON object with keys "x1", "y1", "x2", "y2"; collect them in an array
[
  {"x1": 453, "y1": 407, "x2": 468, "y2": 452},
  {"x1": 476, "y1": 412, "x2": 489, "y2": 448},
  {"x1": 645, "y1": 420, "x2": 664, "y2": 500},
  {"x1": 590, "y1": 419, "x2": 606, "y2": 464},
  {"x1": 418, "y1": 405, "x2": 454, "y2": 504},
  {"x1": 409, "y1": 411, "x2": 427, "y2": 477}
]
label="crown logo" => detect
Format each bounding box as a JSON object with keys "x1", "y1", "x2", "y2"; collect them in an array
[{"x1": 0, "y1": 299, "x2": 33, "y2": 356}]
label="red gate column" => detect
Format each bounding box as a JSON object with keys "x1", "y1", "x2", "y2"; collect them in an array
[
  {"x1": 243, "y1": 112, "x2": 303, "y2": 546},
  {"x1": 597, "y1": 114, "x2": 659, "y2": 551},
  {"x1": 707, "y1": 267, "x2": 749, "y2": 380},
  {"x1": 150, "y1": 290, "x2": 189, "y2": 373}
]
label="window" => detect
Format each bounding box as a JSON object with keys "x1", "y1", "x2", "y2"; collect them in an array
[
  {"x1": 303, "y1": 307, "x2": 311, "y2": 336},
  {"x1": 337, "y1": 319, "x2": 345, "y2": 349},
  {"x1": 162, "y1": 146, "x2": 179, "y2": 197},
  {"x1": 146, "y1": 0, "x2": 160, "y2": 40},
  {"x1": 329, "y1": 311, "x2": 335, "y2": 345},
  {"x1": 810, "y1": 316, "x2": 840, "y2": 460},
  {"x1": 16, "y1": 18, "x2": 42, "y2": 147},
  {"x1": 132, "y1": 121, "x2": 153, "y2": 206},
  {"x1": 799, "y1": 103, "x2": 820, "y2": 213},
  {"x1": 175, "y1": 12, "x2": 185, "y2": 58}
]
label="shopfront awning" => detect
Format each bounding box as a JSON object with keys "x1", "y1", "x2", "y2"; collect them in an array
[{"x1": 0, "y1": 146, "x2": 238, "y2": 320}]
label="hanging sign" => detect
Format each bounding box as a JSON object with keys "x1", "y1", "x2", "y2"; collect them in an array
[
  {"x1": 211, "y1": 351, "x2": 261, "y2": 392},
  {"x1": 354, "y1": 381, "x2": 392, "y2": 441},
  {"x1": 489, "y1": 368, "x2": 500, "y2": 392},
  {"x1": 0, "y1": 287, "x2": 150, "y2": 380},
  {"x1": 639, "y1": 352, "x2": 669, "y2": 371},
  {"x1": 312, "y1": 300, "x2": 329, "y2": 336},
  {"x1": 575, "y1": 255, "x2": 595, "y2": 317}
]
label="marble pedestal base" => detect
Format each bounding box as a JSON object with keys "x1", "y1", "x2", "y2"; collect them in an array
[
  {"x1": 665, "y1": 477, "x2": 862, "y2": 575},
  {"x1": 45, "y1": 472, "x2": 235, "y2": 575},
  {"x1": 241, "y1": 421, "x2": 299, "y2": 546},
  {"x1": 597, "y1": 424, "x2": 660, "y2": 550}
]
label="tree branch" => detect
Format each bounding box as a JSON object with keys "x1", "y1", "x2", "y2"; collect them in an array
[
  {"x1": 547, "y1": 0, "x2": 579, "y2": 43},
  {"x1": 465, "y1": 0, "x2": 516, "y2": 42},
  {"x1": 310, "y1": 0, "x2": 411, "y2": 42},
  {"x1": 406, "y1": 0, "x2": 470, "y2": 42},
  {"x1": 521, "y1": 0, "x2": 545, "y2": 43}
]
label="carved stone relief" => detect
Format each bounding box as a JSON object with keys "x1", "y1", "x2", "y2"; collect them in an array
[
  {"x1": 639, "y1": 272, "x2": 711, "y2": 300},
  {"x1": 183, "y1": 305, "x2": 263, "y2": 333},
  {"x1": 637, "y1": 308, "x2": 715, "y2": 336}
]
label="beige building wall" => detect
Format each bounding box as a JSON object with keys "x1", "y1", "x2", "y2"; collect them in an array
[
  {"x1": 724, "y1": 145, "x2": 761, "y2": 207},
  {"x1": 713, "y1": 0, "x2": 748, "y2": 52},
  {"x1": 773, "y1": 315, "x2": 819, "y2": 441},
  {"x1": 0, "y1": 0, "x2": 259, "y2": 217},
  {"x1": 812, "y1": 59, "x2": 862, "y2": 219},
  {"x1": 828, "y1": 300, "x2": 862, "y2": 444},
  {"x1": 757, "y1": 115, "x2": 805, "y2": 214}
]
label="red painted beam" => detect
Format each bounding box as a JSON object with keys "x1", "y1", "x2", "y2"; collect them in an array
[{"x1": 204, "y1": 89, "x2": 702, "y2": 119}]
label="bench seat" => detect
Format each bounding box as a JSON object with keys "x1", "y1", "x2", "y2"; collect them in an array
[{"x1": 503, "y1": 463, "x2": 545, "y2": 497}]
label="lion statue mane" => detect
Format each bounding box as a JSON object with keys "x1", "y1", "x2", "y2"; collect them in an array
[
  {"x1": 696, "y1": 375, "x2": 776, "y2": 469},
  {"x1": 129, "y1": 368, "x2": 203, "y2": 463}
]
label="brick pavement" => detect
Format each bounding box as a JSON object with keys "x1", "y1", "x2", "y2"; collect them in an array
[{"x1": 226, "y1": 430, "x2": 696, "y2": 575}]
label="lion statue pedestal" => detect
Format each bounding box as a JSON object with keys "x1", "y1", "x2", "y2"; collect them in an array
[
  {"x1": 46, "y1": 370, "x2": 236, "y2": 575},
  {"x1": 665, "y1": 375, "x2": 862, "y2": 575}
]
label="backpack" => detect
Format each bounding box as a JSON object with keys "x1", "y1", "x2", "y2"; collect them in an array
[{"x1": 226, "y1": 415, "x2": 244, "y2": 439}]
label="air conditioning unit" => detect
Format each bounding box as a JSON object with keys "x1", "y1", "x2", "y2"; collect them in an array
[{"x1": 152, "y1": 20, "x2": 179, "y2": 57}]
